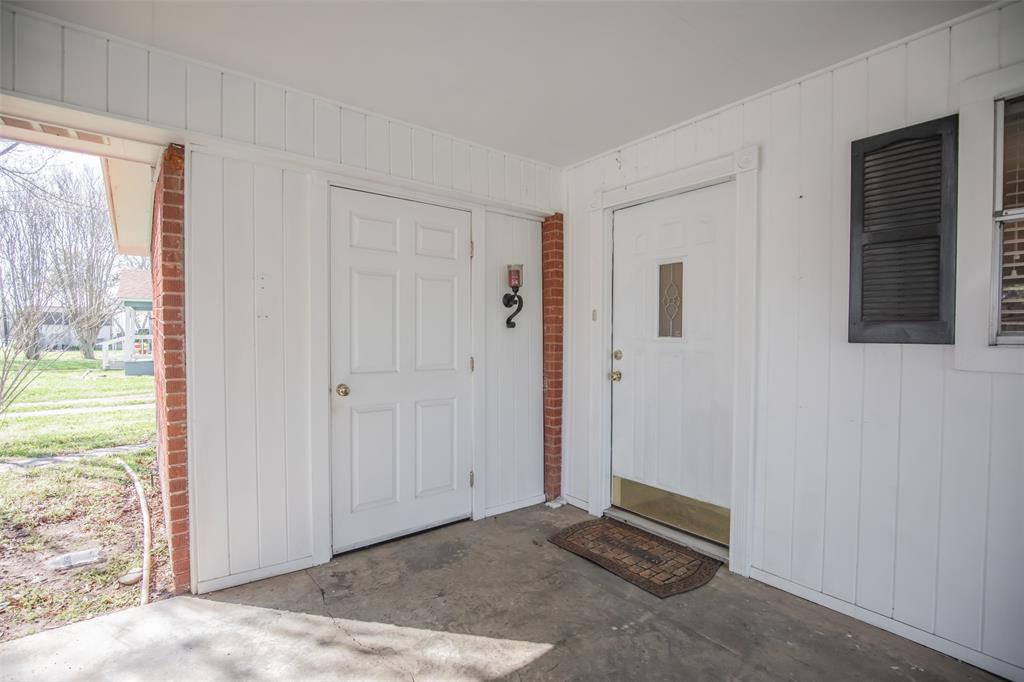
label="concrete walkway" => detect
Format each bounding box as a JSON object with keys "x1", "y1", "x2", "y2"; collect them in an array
[{"x1": 0, "y1": 505, "x2": 998, "y2": 681}]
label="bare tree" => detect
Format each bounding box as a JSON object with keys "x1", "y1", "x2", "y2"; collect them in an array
[
  {"x1": 49, "y1": 166, "x2": 119, "y2": 359},
  {"x1": 0, "y1": 140, "x2": 116, "y2": 413},
  {"x1": 0, "y1": 180, "x2": 60, "y2": 415},
  {"x1": 0, "y1": 186, "x2": 55, "y2": 360},
  {"x1": 119, "y1": 255, "x2": 151, "y2": 271}
]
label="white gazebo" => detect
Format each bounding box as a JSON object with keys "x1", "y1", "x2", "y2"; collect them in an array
[{"x1": 101, "y1": 268, "x2": 153, "y2": 375}]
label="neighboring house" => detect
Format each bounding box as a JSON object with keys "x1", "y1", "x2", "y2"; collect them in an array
[
  {"x1": 37, "y1": 307, "x2": 114, "y2": 350},
  {"x1": 101, "y1": 268, "x2": 153, "y2": 375},
  {"x1": 2, "y1": 3, "x2": 1023, "y2": 680}
]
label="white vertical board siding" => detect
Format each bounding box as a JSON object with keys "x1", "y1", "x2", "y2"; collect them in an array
[
  {"x1": 1001, "y1": 2, "x2": 1024, "y2": 66},
  {"x1": 1, "y1": 10, "x2": 14, "y2": 92},
  {"x1": 314, "y1": 100, "x2": 341, "y2": 164},
  {"x1": 453, "y1": 141, "x2": 471, "y2": 192},
  {"x1": 791, "y1": 72, "x2": 832, "y2": 592},
  {"x1": 935, "y1": 371, "x2": 993, "y2": 648},
  {"x1": 282, "y1": 171, "x2": 313, "y2": 561},
  {"x1": 285, "y1": 91, "x2": 314, "y2": 157},
  {"x1": 853, "y1": 44, "x2": 907, "y2": 620},
  {"x1": 562, "y1": 162, "x2": 601, "y2": 509},
  {"x1": 107, "y1": 42, "x2": 148, "y2": 120},
  {"x1": 255, "y1": 82, "x2": 286, "y2": 151},
  {"x1": 892, "y1": 346, "x2": 945, "y2": 631},
  {"x1": 341, "y1": 109, "x2": 366, "y2": 168},
  {"x1": 62, "y1": 28, "x2": 106, "y2": 111},
  {"x1": 433, "y1": 135, "x2": 452, "y2": 188},
  {"x1": 485, "y1": 213, "x2": 544, "y2": 515},
  {"x1": 488, "y1": 152, "x2": 506, "y2": 201},
  {"x1": 221, "y1": 158, "x2": 259, "y2": 575},
  {"x1": 148, "y1": 53, "x2": 187, "y2": 129},
  {"x1": 0, "y1": 7, "x2": 560, "y2": 213},
  {"x1": 983, "y1": 374, "x2": 1024, "y2": 664},
  {"x1": 822, "y1": 59, "x2": 867, "y2": 604},
  {"x1": 253, "y1": 166, "x2": 289, "y2": 567},
  {"x1": 188, "y1": 149, "x2": 315, "y2": 589},
  {"x1": 222, "y1": 74, "x2": 255, "y2": 144},
  {"x1": 187, "y1": 65, "x2": 222, "y2": 137},
  {"x1": 562, "y1": 6, "x2": 1024, "y2": 677},
  {"x1": 13, "y1": 12, "x2": 60, "y2": 100},
  {"x1": 366, "y1": 116, "x2": 389, "y2": 174},
  {"x1": 189, "y1": 152, "x2": 230, "y2": 582},
  {"x1": 893, "y1": 25, "x2": 953, "y2": 633},
  {"x1": 389, "y1": 122, "x2": 413, "y2": 179},
  {"x1": 411, "y1": 128, "x2": 433, "y2": 183},
  {"x1": 759, "y1": 84, "x2": 800, "y2": 580}
]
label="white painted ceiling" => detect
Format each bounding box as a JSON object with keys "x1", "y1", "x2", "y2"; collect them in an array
[{"x1": 12, "y1": 1, "x2": 986, "y2": 166}]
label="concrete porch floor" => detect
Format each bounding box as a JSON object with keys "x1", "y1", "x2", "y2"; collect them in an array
[{"x1": 0, "y1": 505, "x2": 997, "y2": 681}]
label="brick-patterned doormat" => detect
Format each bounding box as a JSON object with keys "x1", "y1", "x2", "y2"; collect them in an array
[{"x1": 548, "y1": 517, "x2": 722, "y2": 598}]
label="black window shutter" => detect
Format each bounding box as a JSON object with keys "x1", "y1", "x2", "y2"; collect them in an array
[{"x1": 849, "y1": 114, "x2": 958, "y2": 344}]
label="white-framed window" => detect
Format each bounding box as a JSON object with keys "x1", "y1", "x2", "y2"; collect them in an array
[
  {"x1": 954, "y1": 62, "x2": 1024, "y2": 374},
  {"x1": 994, "y1": 95, "x2": 1024, "y2": 344}
]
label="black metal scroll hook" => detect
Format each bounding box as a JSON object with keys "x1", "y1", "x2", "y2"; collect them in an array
[{"x1": 503, "y1": 286, "x2": 523, "y2": 328}]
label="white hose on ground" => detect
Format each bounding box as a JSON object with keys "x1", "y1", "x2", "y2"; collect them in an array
[{"x1": 116, "y1": 457, "x2": 152, "y2": 606}]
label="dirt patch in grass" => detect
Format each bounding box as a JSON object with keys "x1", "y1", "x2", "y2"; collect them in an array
[{"x1": 0, "y1": 450, "x2": 170, "y2": 641}]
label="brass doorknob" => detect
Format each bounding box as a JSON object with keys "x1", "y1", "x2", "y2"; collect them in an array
[
  {"x1": 608, "y1": 370, "x2": 622, "y2": 382},
  {"x1": 335, "y1": 383, "x2": 351, "y2": 397}
]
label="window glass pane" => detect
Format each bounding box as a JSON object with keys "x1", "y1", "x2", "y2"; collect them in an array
[
  {"x1": 658, "y1": 261, "x2": 683, "y2": 338},
  {"x1": 1000, "y1": 96, "x2": 1024, "y2": 336},
  {"x1": 1004, "y1": 96, "x2": 1024, "y2": 210},
  {"x1": 1000, "y1": 219, "x2": 1024, "y2": 335}
]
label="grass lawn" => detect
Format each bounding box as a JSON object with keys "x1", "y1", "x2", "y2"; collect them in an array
[
  {"x1": 0, "y1": 410, "x2": 156, "y2": 459},
  {"x1": 21, "y1": 352, "x2": 104, "y2": 372},
  {"x1": 5, "y1": 395, "x2": 155, "y2": 414},
  {"x1": 9, "y1": 352, "x2": 153, "y2": 405},
  {"x1": 0, "y1": 449, "x2": 170, "y2": 641},
  {"x1": 0, "y1": 352, "x2": 156, "y2": 459}
]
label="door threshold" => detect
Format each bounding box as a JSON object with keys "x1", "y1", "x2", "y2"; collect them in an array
[{"x1": 604, "y1": 508, "x2": 730, "y2": 563}]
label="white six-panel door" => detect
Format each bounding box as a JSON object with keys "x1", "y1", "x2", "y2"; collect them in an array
[
  {"x1": 611, "y1": 181, "x2": 737, "y2": 509},
  {"x1": 330, "y1": 187, "x2": 472, "y2": 552}
]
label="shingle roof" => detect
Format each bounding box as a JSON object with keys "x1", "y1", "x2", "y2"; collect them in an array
[{"x1": 117, "y1": 268, "x2": 152, "y2": 302}]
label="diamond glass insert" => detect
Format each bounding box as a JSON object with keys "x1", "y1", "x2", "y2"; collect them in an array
[{"x1": 658, "y1": 261, "x2": 683, "y2": 338}]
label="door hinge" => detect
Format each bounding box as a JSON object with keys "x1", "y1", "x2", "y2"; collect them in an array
[
  {"x1": 470, "y1": 240, "x2": 475, "y2": 258},
  {"x1": 469, "y1": 470, "x2": 475, "y2": 488},
  {"x1": 469, "y1": 356, "x2": 475, "y2": 372}
]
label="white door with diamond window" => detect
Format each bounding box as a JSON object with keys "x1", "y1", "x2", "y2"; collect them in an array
[
  {"x1": 330, "y1": 187, "x2": 472, "y2": 553},
  {"x1": 610, "y1": 181, "x2": 736, "y2": 544}
]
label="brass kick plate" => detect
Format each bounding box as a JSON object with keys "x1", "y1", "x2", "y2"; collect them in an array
[{"x1": 612, "y1": 476, "x2": 730, "y2": 546}]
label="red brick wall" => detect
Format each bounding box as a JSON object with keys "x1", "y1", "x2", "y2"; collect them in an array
[
  {"x1": 151, "y1": 144, "x2": 190, "y2": 593},
  {"x1": 542, "y1": 213, "x2": 564, "y2": 501}
]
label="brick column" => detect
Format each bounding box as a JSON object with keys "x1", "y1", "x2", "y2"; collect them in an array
[
  {"x1": 542, "y1": 213, "x2": 564, "y2": 501},
  {"x1": 151, "y1": 144, "x2": 190, "y2": 593}
]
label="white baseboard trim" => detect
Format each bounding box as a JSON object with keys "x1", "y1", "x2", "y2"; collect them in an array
[
  {"x1": 196, "y1": 556, "x2": 316, "y2": 595},
  {"x1": 563, "y1": 494, "x2": 589, "y2": 512},
  {"x1": 749, "y1": 568, "x2": 1023, "y2": 682}
]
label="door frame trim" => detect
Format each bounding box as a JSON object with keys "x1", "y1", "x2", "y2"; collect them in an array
[
  {"x1": 311, "y1": 170, "x2": 547, "y2": 564},
  {"x1": 590, "y1": 146, "x2": 761, "y2": 577}
]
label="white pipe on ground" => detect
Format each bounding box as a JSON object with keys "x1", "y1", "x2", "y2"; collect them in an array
[{"x1": 116, "y1": 457, "x2": 152, "y2": 606}]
